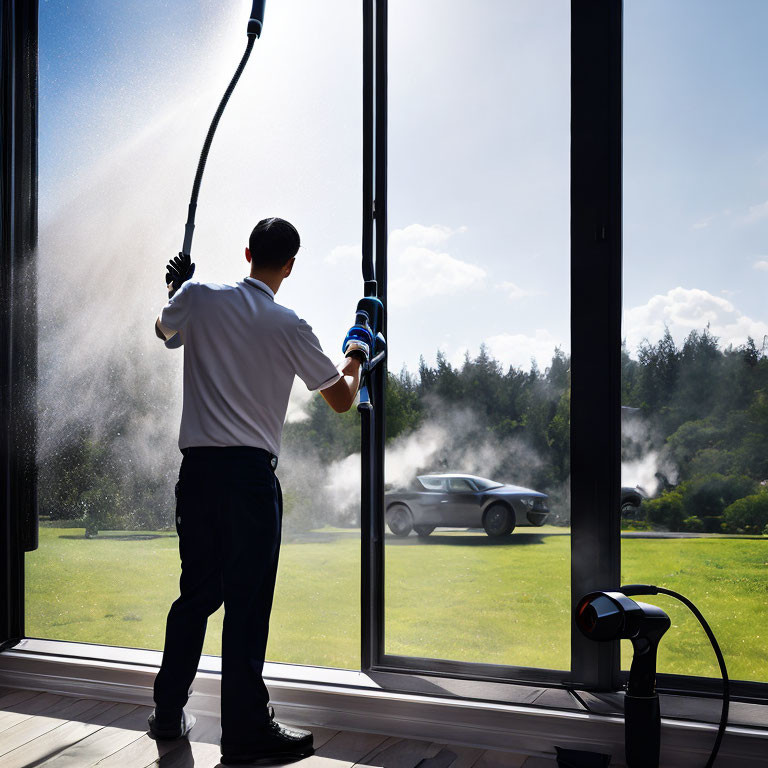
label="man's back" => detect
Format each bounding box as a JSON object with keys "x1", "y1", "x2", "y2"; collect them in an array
[{"x1": 160, "y1": 276, "x2": 341, "y2": 455}]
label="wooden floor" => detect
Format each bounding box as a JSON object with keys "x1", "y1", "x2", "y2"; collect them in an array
[{"x1": 0, "y1": 687, "x2": 560, "y2": 768}]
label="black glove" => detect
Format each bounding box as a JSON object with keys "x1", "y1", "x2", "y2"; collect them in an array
[{"x1": 166, "y1": 252, "x2": 196, "y2": 298}]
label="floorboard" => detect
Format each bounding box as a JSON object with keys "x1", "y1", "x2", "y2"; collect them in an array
[
  {"x1": 0, "y1": 688, "x2": 41, "y2": 710},
  {"x1": 26, "y1": 703, "x2": 150, "y2": 767},
  {"x1": 356, "y1": 734, "x2": 442, "y2": 767},
  {"x1": 472, "y1": 749, "x2": 528, "y2": 768},
  {"x1": 299, "y1": 729, "x2": 391, "y2": 767},
  {"x1": 0, "y1": 696, "x2": 108, "y2": 758},
  {"x1": 306, "y1": 726, "x2": 340, "y2": 752},
  {"x1": 420, "y1": 743, "x2": 486, "y2": 768},
  {"x1": 0, "y1": 692, "x2": 69, "y2": 734},
  {"x1": 93, "y1": 728, "x2": 181, "y2": 768},
  {"x1": 0, "y1": 688, "x2": 585, "y2": 768},
  {"x1": 0, "y1": 701, "x2": 136, "y2": 768}
]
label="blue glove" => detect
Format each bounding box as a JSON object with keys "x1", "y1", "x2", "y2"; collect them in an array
[{"x1": 342, "y1": 319, "x2": 373, "y2": 362}]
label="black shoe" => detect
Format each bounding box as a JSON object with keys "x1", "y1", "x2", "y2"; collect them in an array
[
  {"x1": 148, "y1": 708, "x2": 197, "y2": 739},
  {"x1": 220, "y1": 706, "x2": 314, "y2": 765}
]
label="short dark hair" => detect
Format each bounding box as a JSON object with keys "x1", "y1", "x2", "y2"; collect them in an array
[{"x1": 248, "y1": 217, "x2": 300, "y2": 270}]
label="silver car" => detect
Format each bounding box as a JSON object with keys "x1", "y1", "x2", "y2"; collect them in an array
[{"x1": 384, "y1": 473, "x2": 549, "y2": 537}]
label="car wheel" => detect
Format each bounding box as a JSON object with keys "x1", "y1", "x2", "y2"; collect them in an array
[
  {"x1": 621, "y1": 501, "x2": 640, "y2": 519},
  {"x1": 386, "y1": 504, "x2": 413, "y2": 537},
  {"x1": 482, "y1": 503, "x2": 515, "y2": 537},
  {"x1": 414, "y1": 525, "x2": 435, "y2": 537}
]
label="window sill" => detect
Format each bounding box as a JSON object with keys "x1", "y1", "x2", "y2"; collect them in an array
[{"x1": 0, "y1": 639, "x2": 766, "y2": 768}]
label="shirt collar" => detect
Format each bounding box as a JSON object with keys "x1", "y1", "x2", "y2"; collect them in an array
[{"x1": 244, "y1": 277, "x2": 275, "y2": 300}]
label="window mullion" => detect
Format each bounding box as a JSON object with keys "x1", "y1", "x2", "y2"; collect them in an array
[{"x1": 569, "y1": 0, "x2": 624, "y2": 691}]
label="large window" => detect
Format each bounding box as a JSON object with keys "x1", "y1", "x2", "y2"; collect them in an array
[
  {"x1": 382, "y1": 0, "x2": 571, "y2": 674},
  {"x1": 622, "y1": 0, "x2": 768, "y2": 684},
  {"x1": 27, "y1": 0, "x2": 363, "y2": 669},
  {"x1": 6, "y1": 0, "x2": 764, "y2": 701}
]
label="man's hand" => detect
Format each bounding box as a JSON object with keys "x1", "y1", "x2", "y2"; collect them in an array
[{"x1": 166, "y1": 252, "x2": 195, "y2": 298}]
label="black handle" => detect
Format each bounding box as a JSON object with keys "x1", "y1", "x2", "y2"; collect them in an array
[
  {"x1": 624, "y1": 693, "x2": 661, "y2": 768},
  {"x1": 249, "y1": 0, "x2": 266, "y2": 37}
]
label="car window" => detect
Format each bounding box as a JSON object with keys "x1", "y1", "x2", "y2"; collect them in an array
[
  {"x1": 448, "y1": 477, "x2": 475, "y2": 492},
  {"x1": 417, "y1": 476, "x2": 446, "y2": 491},
  {"x1": 472, "y1": 477, "x2": 504, "y2": 490}
]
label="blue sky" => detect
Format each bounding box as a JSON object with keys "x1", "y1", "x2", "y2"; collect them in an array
[
  {"x1": 38, "y1": 0, "x2": 768, "y2": 374},
  {"x1": 624, "y1": 0, "x2": 768, "y2": 353}
]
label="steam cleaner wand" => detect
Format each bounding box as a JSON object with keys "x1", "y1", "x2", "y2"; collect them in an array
[
  {"x1": 165, "y1": 2, "x2": 266, "y2": 350},
  {"x1": 576, "y1": 585, "x2": 729, "y2": 768},
  {"x1": 181, "y1": 1, "x2": 266, "y2": 259}
]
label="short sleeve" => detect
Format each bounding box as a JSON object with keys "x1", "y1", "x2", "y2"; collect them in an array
[
  {"x1": 292, "y1": 318, "x2": 342, "y2": 391},
  {"x1": 160, "y1": 280, "x2": 196, "y2": 332}
]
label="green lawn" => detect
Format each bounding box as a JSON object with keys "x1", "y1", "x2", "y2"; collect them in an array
[{"x1": 25, "y1": 526, "x2": 767, "y2": 682}]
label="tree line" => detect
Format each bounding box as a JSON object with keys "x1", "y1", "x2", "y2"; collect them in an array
[{"x1": 39, "y1": 326, "x2": 768, "y2": 535}]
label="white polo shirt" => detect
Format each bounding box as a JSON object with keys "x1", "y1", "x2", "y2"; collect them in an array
[{"x1": 159, "y1": 277, "x2": 342, "y2": 455}]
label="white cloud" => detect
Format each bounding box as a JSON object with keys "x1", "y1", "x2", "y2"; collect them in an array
[
  {"x1": 386, "y1": 224, "x2": 485, "y2": 308},
  {"x1": 390, "y1": 247, "x2": 486, "y2": 307},
  {"x1": 623, "y1": 287, "x2": 768, "y2": 354},
  {"x1": 326, "y1": 225, "x2": 483, "y2": 309},
  {"x1": 389, "y1": 223, "x2": 467, "y2": 250},
  {"x1": 325, "y1": 243, "x2": 359, "y2": 266},
  {"x1": 753, "y1": 260, "x2": 768, "y2": 271}
]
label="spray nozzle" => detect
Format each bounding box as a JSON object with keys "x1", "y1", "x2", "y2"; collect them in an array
[
  {"x1": 575, "y1": 590, "x2": 671, "y2": 697},
  {"x1": 575, "y1": 590, "x2": 671, "y2": 768}
]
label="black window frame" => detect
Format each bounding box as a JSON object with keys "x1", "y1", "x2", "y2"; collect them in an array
[
  {"x1": 1, "y1": 0, "x2": 765, "y2": 704},
  {"x1": 1, "y1": 0, "x2": 38, "y2": 653},
  {"x1": 360, "y1": 0, "x2": 622, "y2": 693}
]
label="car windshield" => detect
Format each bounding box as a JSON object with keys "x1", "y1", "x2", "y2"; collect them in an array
[{"x1": 471, "y1": 477, "x2": 504, "y2": 490}]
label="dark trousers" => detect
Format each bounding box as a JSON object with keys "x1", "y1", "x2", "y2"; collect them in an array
[{"x1": 153, "y1": 446, "x2": 282, "y2": 745}]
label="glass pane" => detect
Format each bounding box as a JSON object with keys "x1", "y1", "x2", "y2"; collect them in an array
[
  {"x1": 385, "y1": 0, "x2": 571, "y2": 671},
  {"x1": 622, "y1": 0, "x2": 768, "y2": 683},
  {"x1": 27, "y1": 0, "x2": 362, "y2": 669}
]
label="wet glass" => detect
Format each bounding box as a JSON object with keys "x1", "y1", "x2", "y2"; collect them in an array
[
  {"x1": 27, "y1": 0, "x2": 362, "y2": 669},
  {"x1": 622, "y1": 0, "x2": 768, "y2": 683},
  {"x1": 384, "y1": 0, "x2": 571, "y2": 672}
]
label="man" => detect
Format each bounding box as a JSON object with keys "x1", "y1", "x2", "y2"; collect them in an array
[{"x1": 149, "y1": 217, "x2": 369, "y2": 765}]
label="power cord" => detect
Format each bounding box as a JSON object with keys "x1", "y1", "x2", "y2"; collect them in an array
[{"x1": 621, "y1": 584, "x2": 729, "y2": 768}]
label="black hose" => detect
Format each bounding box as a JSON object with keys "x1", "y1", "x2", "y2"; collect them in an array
[
  {"x1": 621, "y1": 584, "x2": 729, "y2": 768},
  {"x1": 181, "y1": 34, "x2": 257, "y2": 257}
]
